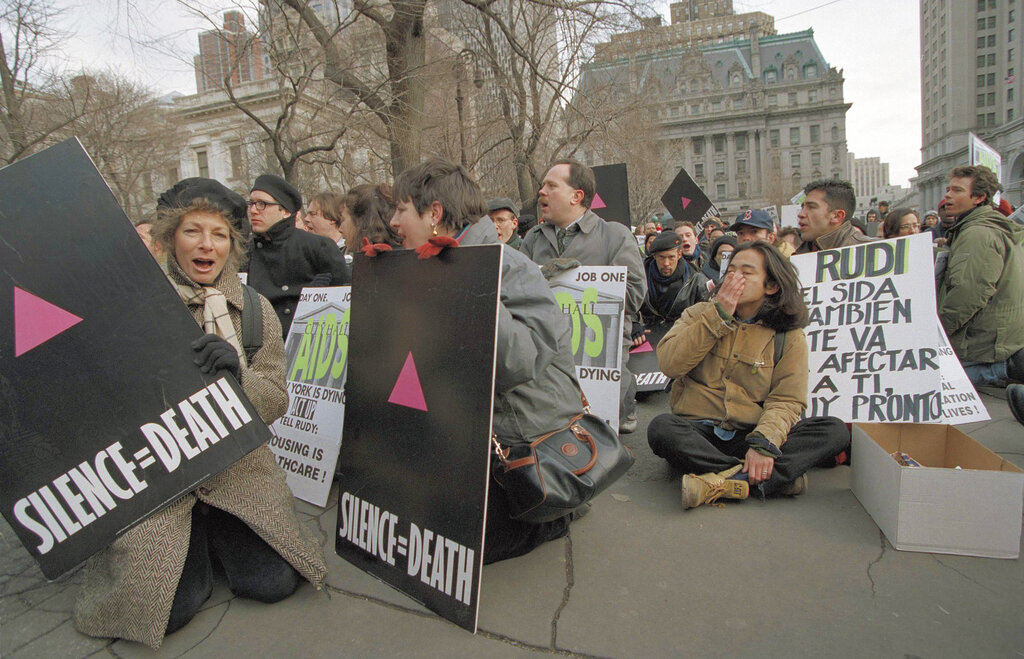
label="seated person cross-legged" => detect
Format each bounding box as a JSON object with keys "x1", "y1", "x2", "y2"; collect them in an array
[{"x1": 647, "y1": 241, "x2": 849, "y2": 509}]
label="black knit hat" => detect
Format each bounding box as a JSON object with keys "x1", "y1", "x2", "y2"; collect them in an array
[
  {"x1": 251, "y1": 173, "x2": 302, "y2": 213},
  {"x1": 649, "y1": 232, "x2": 683, "y2": 254},
  {"x1": 156, "y1": 177, "x2": 247, "y2": 230}
]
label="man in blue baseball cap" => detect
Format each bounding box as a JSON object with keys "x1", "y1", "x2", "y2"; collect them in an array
[{"x1": 729, "y1": 209, "x2": 793, "y2": 258}]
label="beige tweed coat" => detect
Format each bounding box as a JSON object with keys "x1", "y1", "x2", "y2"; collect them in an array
[{"x1": 73, "y1": 262, "x2": 327, "y2": 648}]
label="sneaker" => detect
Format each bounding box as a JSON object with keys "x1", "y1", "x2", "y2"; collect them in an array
[
  {"x1": 681, "y1": 464, "x2": 749, "y2": 509},
  {"x1": 619, "y1": 412, "x2": 638, "y2": 434},
  {"x1": 777, "y1": 473, "x2": 808, "y2": 497},
  {"x1": 1007, "y1": 384, "x2": 1024, "y2": 426},
  {"x1": 1008, "y1": 349, "x2": 1024, "y2": 383}
]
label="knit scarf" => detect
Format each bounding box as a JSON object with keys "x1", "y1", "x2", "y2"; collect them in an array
[
  {"x1": 173, "y1": 278, "x2": 246, "y2": 367},
  {"x1": 646, "y1": 258, "x2": 689, "y2": 318}
]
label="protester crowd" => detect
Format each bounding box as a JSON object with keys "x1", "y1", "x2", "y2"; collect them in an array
[{"x1": 80, "y1": 155, "x2": 1021, "y2": 648}]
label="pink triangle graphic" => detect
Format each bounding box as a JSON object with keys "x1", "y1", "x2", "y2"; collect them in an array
[
  {"x1": 591, "y1": 192, "x2": 607, "y2": 210},
  {"x1": 680, "y1": 196, "x2": 692, "y2": 209},
  {"x1": 630, "y1": 340, "x2": 654, "y2": 354},
  {"x1": 388, "y1": 352, "x2": 428, "y2": 411},
  {"x1": 14, "y1": 287, "x2": 83, "y2": 357}
]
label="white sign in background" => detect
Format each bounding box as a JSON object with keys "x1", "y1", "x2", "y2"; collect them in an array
[
  {"x1": 791, "y1": 233, "x2": 945, "y2": 423},
  {"x1": 547, "y1": 266, "x2": 627, "y2": 430},
  {"x1": 935, "y1": 320, "x2": 991, "y2": 423},
  {"x1": 268, "y1": 286, "x2": 351, "y2": 505}
]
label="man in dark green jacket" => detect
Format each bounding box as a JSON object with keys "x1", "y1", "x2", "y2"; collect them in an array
[{"x1": 937, "y1": 165, "x2": 1024, "y2": 421}]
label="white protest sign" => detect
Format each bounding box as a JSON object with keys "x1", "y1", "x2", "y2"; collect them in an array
[
  {"x1": 791, "y1": 233, "x2": 943, "y2": 423},
  {"x1": 780, "y1": 204, "x2": 800, "y2": 228},
  {"x1": 935, "y1": 320, "x2": 991, "y2": 423},
  {"x1": 547, "y1": 266, "x2": 627, "y2": 429},
  {"x1": 969, "y1": 131, "x2": 1002, "y2": 204},
  {"x1": 269, "y1": 286, "x2": 351, "y2": 505}
]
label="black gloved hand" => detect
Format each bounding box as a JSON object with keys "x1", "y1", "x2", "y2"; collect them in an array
[
  {"x1": 192, "y1": 333, "x2": 241, "y2": 381},
  {"x1": 631, "y1": 321, "x2": 646, "y2": 342},
  {"x1": 539, "y1": 257, "x2": 582, "y2": 280},
  {"x1": 308, "y1": 272, "x2": 332, "y2": 288}
]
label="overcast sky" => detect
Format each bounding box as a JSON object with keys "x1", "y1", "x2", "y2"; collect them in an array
[{"x1": 50, "y1": 0, "x2": 921, "y2": 187}]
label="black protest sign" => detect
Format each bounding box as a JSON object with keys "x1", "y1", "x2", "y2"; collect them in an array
[
  {"x1": 661, "y1": 167, "x2": 719, "y2": 232},
  {"x1": 627, "y1": 323, "x2": 671, "y2": 392},
  {"x1": 335, "y1": 246, "x2": 500, "y2": 632},
  {"x1": 0, "y1": 139, "x2": 272, "y2": 579},
  {"x1": 591, "y1": 163, "x2": 631, "y2": 227}
]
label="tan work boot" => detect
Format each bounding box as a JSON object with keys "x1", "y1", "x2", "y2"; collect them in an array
[
  {"x1": 681, "y1": 464, "x2": 749, "y2": 509},
  {"x1": 777, "y1": 473, "x2": 808, "y2": 497}
]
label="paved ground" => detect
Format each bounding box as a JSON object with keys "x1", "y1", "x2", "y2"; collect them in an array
[{"x1": 3, "y1": 389, "x2": 1023, "y2": 658}]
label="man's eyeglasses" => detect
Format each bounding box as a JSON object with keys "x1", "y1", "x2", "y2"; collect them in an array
[
  {"x1": 247, "y1": 200, "x2": 284, "y2": 211},
  {"x1": 898, "y1": 222, "x2": 921, "y2": 231}
]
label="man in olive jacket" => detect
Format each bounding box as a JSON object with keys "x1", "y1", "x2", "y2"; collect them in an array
[{"x1": 937, "y1": 166, "x2": 1024, "y2": 396}]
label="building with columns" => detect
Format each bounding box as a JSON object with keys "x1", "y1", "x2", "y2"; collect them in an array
[{"x1": 578, "y1": 1, "x2": 850, "y2": 218}]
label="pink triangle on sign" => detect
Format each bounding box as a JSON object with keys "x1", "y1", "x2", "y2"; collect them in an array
[
  {"x1": 591, "y1": 192, "x2": 607, "y2": 210},
  {"x1": 13, "y1": 287, "x2": 83, "y2": 357},
  {"x1": 630, "y1": 340, "x2": 654, "y2": 354},
  {"x1": 680, "y1": 196, "x2": 692, "y2": 209},
  {"x1": 388, "y1": 352, "x2": 428, "y2": 411}
]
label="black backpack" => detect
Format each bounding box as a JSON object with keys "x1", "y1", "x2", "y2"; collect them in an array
[{"x1": 240, "y1": 283, "x2": 263, "y2": 363}]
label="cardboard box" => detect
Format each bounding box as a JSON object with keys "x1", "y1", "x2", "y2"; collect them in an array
[{"x1": 851, "y1": 423, "x2": 1024, "y2": 559}]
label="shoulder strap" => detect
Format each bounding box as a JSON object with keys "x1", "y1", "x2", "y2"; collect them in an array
[
  {"x1": 240, "y1": 283, "x2": 263, "y2": 362},
  {"x1": 773, "y1": 331, "x2": 786, "y2": 364}
]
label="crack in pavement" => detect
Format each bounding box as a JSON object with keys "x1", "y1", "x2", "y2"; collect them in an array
[
  {"x1": 172, "y1": 599, "x2": 231, "y2": 658},
  {"x1": 866, "y1": 529, "x2": 887, "y2": 598},
  {"x1": 931, "y1": 556, "x2": 998, "y2": 594},
  {"x1": 476, "y1": 628, "x2": 615, "y2": 658},
  {"x1": 322, "y1": 583, "x2": 436, "y2": 620},
  {"x1": 84, "y1": 640, "x2": 117, "y2": 658},
  {"x1": 550, "y1": 533, "x2": 575, "y2": 649}
]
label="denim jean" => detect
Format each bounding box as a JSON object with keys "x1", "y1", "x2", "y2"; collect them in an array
[
  {"x1": 961, "y1": 360, "x2": 1008, "y2": 387},
  {"x1": 647, "y1": 415, "x2": 850, "y2": 498}
]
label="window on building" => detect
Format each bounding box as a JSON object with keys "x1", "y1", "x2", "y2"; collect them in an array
[
  {"x1": 978, "y1": 113, "x2": 987, "y2": 126},
  {"x1": 230, "y1": 145, "x2": 243, "y2": 179},
  {"x1": 716, "y1": 161, "x2": 726, "y2": 176},
  {"x1": 988, "y1": 91, "x2": 996, "y2": 104},
  {"x1": 989, "y1": 72, "x2": 996, "y2": 85},
  {"x1": 1010, "y1": 108, "x2": 1016, "y2": 121},
  {"x1": 768, "y1": 94, "x2": 778, "y2": 106},
  {"x1": 716, "y1": 183, "x2": 726, "y2": 199},
  {"x1": 978, "y1": 55, "x2": 987, "y2": 67},
  {"x1": 990, "y1": 52, "x2": 998, "y2": 64},
  {"x1": 988, "y1": 112, "x2": 996, "y2": 125},
  {"x1": 978, "y1": 37, "x2": 986, "y2": 48},
  {"x1": 990, "y1": 0, "x2": 996, "y2": 8},
  {"x1": 694, "y1": 163, "x2": 704, "y2": 178},
  {"x1": 1010, "y1": 29, "x2": 1015, "y2": 42},
  {"x1": 788, "y1": 92, "x2": 797, "y2": 105},
  {"x1": 714, "y1": 134, "x2": 726, "y2": 153},
  {"x1": 804, "y1": 63, "x2": 818, "y2": 78},
  {"x1": 1010, "y1": 48, "x2": 1016, "y2": 62},
  {"x1": 808, "y1": 89, "x2": 818, "y2": 102},
  {"x1": 831, "y1": 125, "x2": 839, "y2": 141},
  {"x1": 769, "y1": 129, "x2": 780, "y2": 147},
  {"x1": 988, "y1": 34, "x2": 997, "y2": 47},
  {"x1": 811, "y1": 152, "x2": 821, "y2": 167},
  {"x1": 1011, "y1": 9, "x2": 1016, "y2": 22},
  {"x1": 737, "y1": 159, "x2": 747, "y2": 175},
  {"x1": 693, "y1": 138, "x2": 704, "y2": 155},
  {"x1": 978, "y1": 0, "x2": 986, "y2": 9},
  {"x1": 711, "y1": 100, "x2": 722, "y2": 111},
  {"x1": 979, "y1": 17, "x2": 987, "y2": 29},
  {"x1": 738, "y1": 181, "x2": 746, "y2": 198},
  {"x1": 979, "y1": 74, "x2": 987, "y2": 87},
  {"x1": 691, "y1": 104, "x2": 700, "y2": 114},
  {"x1": 790, "y1": 127, "x2": 800, "y2": 145},
  {"x1": 990, "y1": 16, "x2": 997, "y2": 28},
  {"x1": 764, "y1": 68, "x2": 777, "y2": 83},
  {"x1": 1010, "y1": 87, "x2": 1015, "y2": 101},
  {"x1": 810, "y1": 125, "x2": 821, "y2": 143},
  {"x1": 735, "y1": 133, "x2": 747, "y2": 151},
  {"x1": 978, "y1": 93, "x2": 987, "y2": 106},
  {"x1": 791, "y1": 153, "x2": 801, "y2": 169},
  {"x1": 196, "y1": 150, "x2": 209, "y2": 178}
]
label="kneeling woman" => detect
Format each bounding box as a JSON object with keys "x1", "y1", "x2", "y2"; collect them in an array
[
  {"x1": 390, "y1": 159, "x2": 586, "y2": 564},
  {"x1": 74, "y1": 179, "x2": 326, "y2": 648}
]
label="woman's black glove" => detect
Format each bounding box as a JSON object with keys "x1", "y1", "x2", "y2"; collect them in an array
[{"x1": 192, "y1": 334, "x2": 241, "y2": 381}]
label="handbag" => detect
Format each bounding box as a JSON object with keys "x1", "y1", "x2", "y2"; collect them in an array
[{"x1": 491, "y1": 395, "x2": 634, "y2": 524}]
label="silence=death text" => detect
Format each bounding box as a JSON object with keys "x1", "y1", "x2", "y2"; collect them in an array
[
  {"x1": 338, "y1": 491, "x2": 475, "y2": 605},
  {"x1": 11, "y1": 378, "x2": 254, "y2": 555}
]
